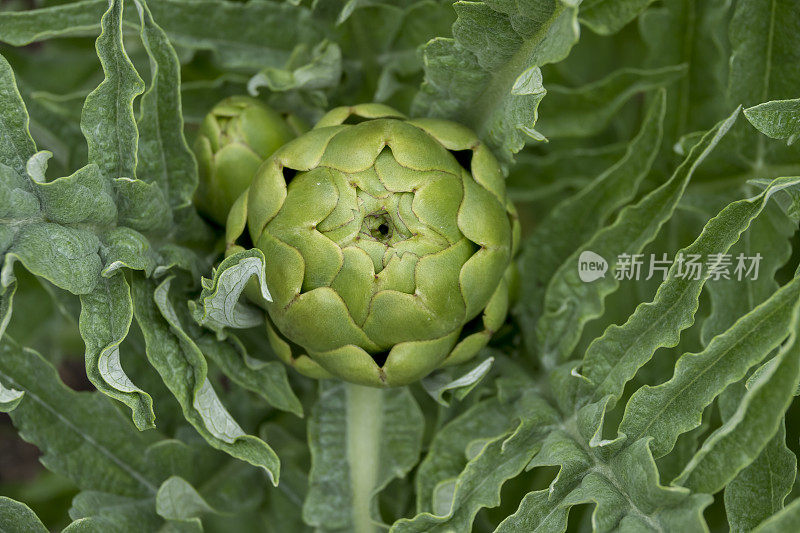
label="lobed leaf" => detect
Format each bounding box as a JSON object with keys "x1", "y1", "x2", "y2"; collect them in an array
[
  {"x1": 195, "y1": 334, "x2": 303, "y2": 418},
  {"x1": 582, "y1": 175, "x2": 800, "y2": 407},
  {"x1": 516, "y1": 90, "x2": 665, "y2": 344},
  {"x1": 134, "y1": 0, "x2": 198, "y2": 209},
  {"x1": 620, "y1": 273, "x2": 800, "y2": 458},
  {"x1": 0, "y1": 337, "x2": 161, "y2": 496},
  {"x1": 80, "y1": 0, "x2": 143, "y2": 182},
  {"x1": 536, "y1": 65, "x2": 684, "y2": 139},
  {"x1": 131, "y1": 274, "x2": 281, "y2": 485},
  {"x1": 79, "y1": 272, "x2": 155, "y2": 431},
  {"x1": 674, "y1": 296, "x2": 800, "y2": 493},
  {"x1": 413, "y1": 0, "x2": 580, "y2": 164},
  {"x1": 536, "y1": 107, "x2": 738, "y2": 368}
]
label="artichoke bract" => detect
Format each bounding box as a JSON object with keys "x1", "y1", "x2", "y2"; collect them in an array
[
  {"x1": 194, "y1": 96, "x2": 304, "y2": 224},
  {"x1": 227, "y1": 104, "x2": 519, "y2": 387}
]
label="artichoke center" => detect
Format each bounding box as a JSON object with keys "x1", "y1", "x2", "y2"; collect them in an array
[{"x1": 363, "y1": 211, "x2": 394, "y2": 243}]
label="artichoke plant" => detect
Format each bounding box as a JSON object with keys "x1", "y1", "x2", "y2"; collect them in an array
[
  {"x1": 226, "y1": 103, "x2": 519, "y2": 387},
  {"x1": 194, "y1": 96, "x2": 304, "y2": 224}
]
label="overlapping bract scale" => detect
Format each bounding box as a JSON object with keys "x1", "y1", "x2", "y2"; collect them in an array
[{"x1": 229, "y1": 104, "x2": 518, "y2": 386}]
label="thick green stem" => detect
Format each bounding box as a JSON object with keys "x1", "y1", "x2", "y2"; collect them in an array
[{"x1": 346, "y1": 383, "x2": 383, "y2": 533}]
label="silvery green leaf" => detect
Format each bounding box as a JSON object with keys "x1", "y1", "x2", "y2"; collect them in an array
[
  {"x1": 0, "y1": 336, "x2": 162, "y2": 496},
  {"x1": 0, "y1": 497, "x2": 48, "y2": 533},
  {"x1": 721, "y1": 384, "x2": 796, "y2": 532},
  {"x1": 0, "y1": 0, "x2": 107, "y2": 45},
  {"x1": 0, "y1": 379, "x2": 24, "y2": 412},
  {"x1": 536, "y1": 65, "x2": 684, "y2": 139},
  {"x1": 113, "y1": 177, "x2": 173, "y2": 233},
  {"x1": 537, "y1": 107, "x2": 738, "y2": 368},
  {"x1": 516, "y1": 91, "x2": 665, "y2": 344},
  {"x1": 582, "y1": 175, "x2": 800, "y2": 407},
  {"x1": 414, "y1": 398, "x2": 518, "y2": 515},
  {"x1": 392, "y1": 417, "x2": 549, "y2": 533},
  {"x1": 34, "y1": 163, "x2": 116, "y2": 225},
  {"x1": 248, "y1": 41, "x2": 342, "y2": 94},
  {"x1": 641, "y1": 0, "x2": 732, "y2": 145},
  {"x1": 134, "y1": 0, "x2": 198, "y2": 210},
  {"x1": 620, "y1": 274, "x2": 800, "y2": 458},
  {"x1": 191, "y1": 249, "x2": 272, "y2": 337},
  {"x1": 727, "y1": 0, "x2": 800, "y2": 108},
  {"x1": 674, "y1": 297, "x2": 800, "y2": 493},
  {"x1": 413, "y1": 0, "x2": 580, "y2": 164},
  {"x1": 131, "y1": 274, "x2": 281, "y2": 485},
  {"x1": 744, "y1": 99, "x2": 800, "y2": 146},
  {"x1": 421, "y1": 355, "x2": 494, "y2": 407},
  {"x1": 579, "y1": 0, "x2": 657, "y2": 35},
  {"x1": 79, "y1": 273, "x2": 155, "y2": 430},
  {"x1": 156, "y1": 477, "x2": 214, "y2": 522},
  {"x1": 81, "y1": 0, "x2": 143, "y2": 181},
  {"x1": 195, "y1": 333, "x2": 303, "y2": 417},
  {"x1": 0, "y1": 53, "x2": 37, "y2": 177},
  {"x1": 25, "y1": 150, "x2": 50, "y2": 183}
]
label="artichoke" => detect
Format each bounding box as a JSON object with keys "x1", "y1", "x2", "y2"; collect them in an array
[
  {"x1": 227, "y1": 104, "x2": 519, "y2": 387},
  {"x1": 194, "y1": 96, "x2": 305, "y2": 224}
]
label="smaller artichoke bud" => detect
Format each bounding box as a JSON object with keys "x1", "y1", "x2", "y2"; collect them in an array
[{"x1": 194, "y1": 96, "x2": 304, "y2": 225}]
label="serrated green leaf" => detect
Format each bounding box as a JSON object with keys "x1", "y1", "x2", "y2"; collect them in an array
[
  {"x1": 195, "y1": 333, "x2": 303, "y2": 417},
  {"x1": 583, "y1": 175, "x2": 800, "y2": 407},
  {"x1": 674, "y1": 296, "x2": 800, "y2": 493},
  {"x1": 537, "y1": 107, "x2": 738, "y2": 368},
  {"x1": 0, "y1": 0, "x2": 107, "y2": 46},
  {"x1": 79, "y1": 272, "x2": 155, "y2": 431},
  {"x1": 724, "y1": 401, "x2": 795, "y2": 532},
  {"x1": 0, "y1": 336, "x2": 161, "y2": 496},
  {"x1": 421, "y1": 355, "x2": 494, "y2": 407},
  {"x1": 414, "y1": 397, "x2": 517, "y2": 514},
  {"x1": 620, "y1": 274, "x2": 800, "y2": 458},
  {"x1": 81, "y1": 0, "x2": 143, "y2": 181},
  {"x1": 641, "y1": 0, "x2": 732, "y2": 145},
  {"x1": 516, "y1": 90, "x2": 665, "y2": 343},
  {"x1": 413, "y1": 0, "x2": 580, "y2": 164},
  {"x1": 134, "y1": 0, "x2": 198, "y2": 210},
  {"x1": 130, "y1": 274, "x2": 281, "y2": 485},
  {"x1": 536, "y1": 65, "x2": 684, "y2": 139},
  {"x1": 0, "y1": 53, "x2": 37, "y2": 179},
  {"x1": 392, "y1": 417, "x2": 548, "y2": 533},
  {"x1": 191, "y1": 249, "x2": 272, "y2": 337}
]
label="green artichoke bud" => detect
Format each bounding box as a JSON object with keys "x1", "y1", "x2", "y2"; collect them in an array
[
  {"x1": 194, "y1": 96, "x2": 304, "y2": 224},
  {"x1": 227, "y1": 104, "x2": 519, "y2": 387}
]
